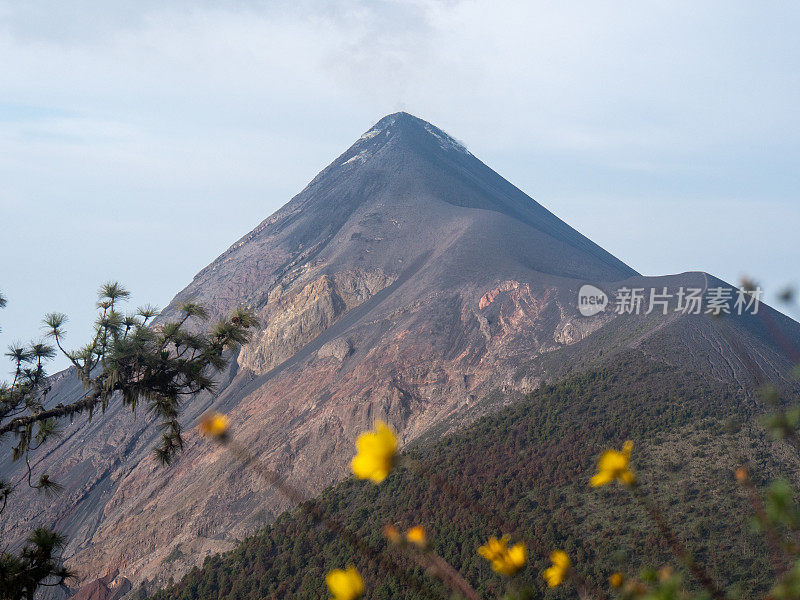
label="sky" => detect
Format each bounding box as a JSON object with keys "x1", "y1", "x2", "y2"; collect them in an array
[{"x1": 1, "y1": 0, "x2": 798, "y2": 372}]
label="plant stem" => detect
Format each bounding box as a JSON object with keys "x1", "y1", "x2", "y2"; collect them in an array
[
  {"x1": 404, "y1": 456, "x2": 609, "y2": 600},
  {"x1": 224, "y1": 438, "x2": 445, "y2": 600},
  {"x1": 737, "y1": 467, "x2": 790, "y2": 576},
  {"x1": 406, "y1": 547, "x2": 481, "y2": 600},
  {"x1": 630, "y1": 483, "x2": 729, "y2": 600}
]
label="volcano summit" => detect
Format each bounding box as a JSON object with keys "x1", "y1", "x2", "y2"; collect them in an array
[{"x1": 2, "y1": 113, "x2": 798, "y2": 596}]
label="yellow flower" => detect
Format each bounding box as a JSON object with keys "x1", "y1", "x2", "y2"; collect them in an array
[
  {"x1": 590, "y1": 440, "x2": 635, "y2": 487},
  {"x1": 478, "y1": 536, "x2": 527, "y2": 576},
  {"x1": 609, "y1": 572, "x2": 624, "y2": 588},
  {"x1": 543, "y1": 550, "x2": 570, "y2": 587},
  {"x1": 198, "y1": 412, "x2": 229, "y2": 439},
  {"x1": 325, "y1": 567, "x2": 364, "y2": 600},
  {"x1": 406, "y1": 526, "x2": 426, "y2": 547},
  {"x1": 383, "y1": 524, "x2": 401, "y2": 543},
  {"x1": 351, "y1": 421, "x2": 397, "y2": 483}
]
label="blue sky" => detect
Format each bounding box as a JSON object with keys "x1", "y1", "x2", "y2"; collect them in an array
[{"x1": 1, "y1": 0, "x2": 798, "y2": 371}]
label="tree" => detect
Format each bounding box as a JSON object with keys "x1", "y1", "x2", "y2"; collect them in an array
[
  {"x1": 0, "y1": 529, "x2": 70, "y2": 600},
  {"x1": 0, "y1": 283, "x2": 257, "y2": 599}
]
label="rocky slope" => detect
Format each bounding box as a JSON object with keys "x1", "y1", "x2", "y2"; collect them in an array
[{"x1": 1, "y1": 113, "x2": 798, "y2": 597}]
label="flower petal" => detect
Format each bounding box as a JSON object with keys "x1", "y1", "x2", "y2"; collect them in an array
[
  {"x1": 590, "y1": 471, "x2": 613, "y2": 487},
  {"x1": 550, "y1": 550, "x2": 570, "y2": 568}
]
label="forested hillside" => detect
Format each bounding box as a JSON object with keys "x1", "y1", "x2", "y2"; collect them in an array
[{"x1": 151, "y1": 354, "x2": 796, "y2": 600}]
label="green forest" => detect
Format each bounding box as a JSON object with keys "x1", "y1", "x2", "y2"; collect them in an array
[{"x1": 151, "y1": 353, "x2": 792, "y2": 600}]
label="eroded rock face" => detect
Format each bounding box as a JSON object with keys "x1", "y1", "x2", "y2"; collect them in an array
[
  {"x1": 238, "y1": 269, "x2": 395, "y2": 374},
  {"x1": 71, "y1": 572, "x2": 130, "y2": 600}
]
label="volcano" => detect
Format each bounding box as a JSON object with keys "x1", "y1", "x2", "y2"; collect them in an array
[{"x1": 2, "y1": 113, "x2": 799, "y2": 596}]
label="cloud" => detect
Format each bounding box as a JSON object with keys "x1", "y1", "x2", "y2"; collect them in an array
[{"x1": 2, "y1": 1, "x2": 798, "y2": 156}]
